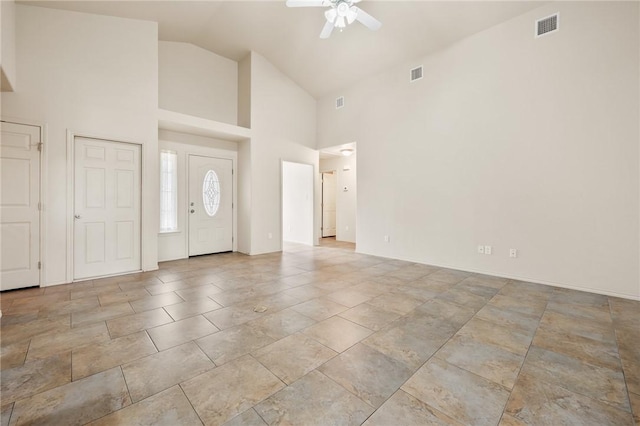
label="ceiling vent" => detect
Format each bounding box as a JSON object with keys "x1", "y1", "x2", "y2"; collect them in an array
[
  {"x1": 335, "y1": 96, "x2": 345, "y2": 109},
  {"x1": 410, "y1": 66, "x2": 423, "y2": 82},
  {"x1": 535, "y1": 13, "x2": 559, "y2": 38}
]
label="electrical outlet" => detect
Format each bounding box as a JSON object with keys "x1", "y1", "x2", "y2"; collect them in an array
[
  {"x1": 484, "y1": 245, "x2": 492, "y2": 255},
  {"x1": 510, "y1": 248, "x2": 518, "y2": 258},
  {"x1": 384, "y1": 235, "x2": 390, "y2": 243},
  {"x1": 477, "y1": 245, "x2": 485, "y2": 254}
]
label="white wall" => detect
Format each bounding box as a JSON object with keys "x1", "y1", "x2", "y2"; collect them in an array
[
  {"x1": 158, "y1": 130, "x2": 237, "y2": 262},
  {"x1": 159, "y1": 41, "x2": 237, "y2": 125},
  {"x1": 320, "y1": 154, "x2": 357, "y2": 243},
  {"x1": 2, "y1": 5, "x2": 159, "y2": 285},
  {"x1": 317, "y1": 2, "x2": 640, "y2": 299},
  {"x1": 282, "y1": 161, "x2": 314, "y2": 245},
  {"x1": 0, "y1": 0, "x2": 16, "y2": 91},
  {"x1": 247, "y1": 52, "x2": 319, "y2": 254}
]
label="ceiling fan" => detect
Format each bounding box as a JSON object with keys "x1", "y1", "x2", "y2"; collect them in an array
[{"x1": 286, "y1": 0, "x2": 382, "y2": 39}]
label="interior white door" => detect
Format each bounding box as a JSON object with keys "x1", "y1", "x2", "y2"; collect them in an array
[
  {"x1": 74, "y1": 138, "x2": 141, "y2": 280},
  {"x1": 188, "y1": 155, "x2": 233, "y2": 256},
  {"x1": 322, "y1": 171, "x2": 337, "y2": 237},
  {"x1": 1, "y1": 122, "x2": 41, "y2": 291}
]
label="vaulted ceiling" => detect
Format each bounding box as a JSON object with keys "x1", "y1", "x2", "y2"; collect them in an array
[{"x1": 21, "y1": 1, "x2": 543, "y2": 98}]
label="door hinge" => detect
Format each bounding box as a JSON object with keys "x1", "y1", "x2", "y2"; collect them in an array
[
  {"x1": 38, "y1": 261, "x2": 41, "y2": 270},
  {"x1": 232, "y1": 169, "x2": 234, "y2": 175},
  {"x1": 37, "y1": 143, "x2": 43, "y2": 152}
]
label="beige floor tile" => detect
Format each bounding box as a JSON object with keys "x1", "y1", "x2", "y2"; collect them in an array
[
  {"x1": 475, "y1": 304, "x2": 541, "y2": 334},
  {"x1": 320, "y1": 343, "x2": 413, "y2": 408},
  {"x1": 195, "y1": 324, "x2": 274, "y2": 365},
  {"x1": 630, "y1": 393, "x2": 640, "y2": 425},
  {"x1": 609, "y1": 297, "x2": 640, "y2": 330},
  {"x1": 88, "y1": 385, "x2": 202, "y2": 426},
  {"x1": 456, "y1": 318, "x2": 533, "y2": 356},
  {"x1": 505, "y1": 373, "x2": 633, "y2": 425},
  {"x1": 426, "y1": 268, "x2": 470, "y2": 284},
  {"x1": 546, "y1": 300, "x2": 613, "y2": 324},
  {"x1": 326, "y1": 288, "x2": 379, "y2": 308},
  {"x1": 363, "y1": 390, "x2": 461, "y2": 426},
  {"x1": 98, "y1": 289, "x2": 150, "y2": 306},
  {"x1": 0, "y1": 340, "x2": 30, "y2": 370},
  {"x1": 254, "y1": 370, "x2": 373, "y2": 426},
  {"x1": 253, "y1": 333, "x2": 337, "y2": 384},
  {"x1": 204, "y1": 303, "x2": 266, "y2": 330},
  {"x1": 339, "y1": 303, "x2": 400, "y2": 331},
  {"x1": 414, "y1": 299, "x2": 477, "y2": 328},
  {"x1": 121, "y1": 341, "x2": 214, "y2": 402},
  {"x1": 247, "y1": 308, "x2": 316, "y2": 340},
  {"x1": 148, "y1": 315, "x2": 219, "y2": 351},
  {"x1": 532, "y1": 326, "x2": 621, "y2": 370},
  {"x1": 71, "y1": 303, "x2": 135, "y2": 328},
  {"x1": 402, "y1": 358, "x2": 510, "y2": 426},
  {"x1": 163, "y1": 298, "x2": 223, "y2": 321},
  {"x1": 520, "y1": 346, "x2": 629, "y2": 411},
  {"x1": 72, "y1": 331, "x2": 157, "y2": 380},
  {"x1": 9, "y1": 367, "x2": 130, "y2": 425},
  {"x1": 488, "y1": 294, "x2": 547, "y2": 318},
  {"x1": 0, "y1": 315, "x2": 70, "y2": 346},
  {"x1": 1, "y1": 352, "x2": 71, "y2": 404},
  {"x1": 363, "y1": 320, "x2": 457, "y2": 370},
  {"x1": 222, "y1": 408, "x2": 267, "y2": 426},
  {"x1": 27, "y1": 322, "x2": 110, "y2": 361},
  {"x1": 291, "y1": 297, "x2": 349, "y2": 321},
  {"x1": 174, "y1": 284, "x2": 224, "y2": 301},
  {"x1": 0, "y1": 404, "x2": 12, "y2": 426},
  {"x1": 435, "y1": 334, "x2": 525, "y2": 389},
  {"x1": 0, "y1": 312, "x2": 39, "y2": 327},
  {"x1": 303, "y1": 316, "x2": 373, "y2": 353},
  {"x1": 129, "y1": 292, "x2": 185, "y2": 313},
  {"x1": 106, "y1": 308, "x2": 174, "y2": 339},
  {"x1": 367, "y1": 292, "x2": 424, "y2": 315},
  {"x1": 38, "y1": 296, "x2": 101, "y2": 318},
  {"x1": 5, "y1": 292, "x2": 69, "y2": 314},
  {"x1": 181, "y1": 355, "x2": 285, "y2": 425}
]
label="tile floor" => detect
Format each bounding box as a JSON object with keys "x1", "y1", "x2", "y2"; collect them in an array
[{"x1": 1, "y1": 238, "x2": 639, "y2": 425}]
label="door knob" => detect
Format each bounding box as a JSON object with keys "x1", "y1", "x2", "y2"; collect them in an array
[
  {"x1": 74, "y1": 214, "x2": 81, "y2": 219},
  {"x1": 190, "y1": 209, "x2": 195, "y2": 214}
]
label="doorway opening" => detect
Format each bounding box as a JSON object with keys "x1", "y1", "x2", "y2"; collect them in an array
[
  {"x1": 282, "y1": 161, "x2": 314, "y2": 246},
  {"x1": 321, "y1": 171, "x2": 336, "y2": 237}
]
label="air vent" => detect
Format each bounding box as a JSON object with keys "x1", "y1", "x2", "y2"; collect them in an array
[
  {"x1": 335, "y1": 96, "x2": 345, "y2": 109},
  {"x1": 410, "y1": 66, "x2": 423, "y2": 82},
  {"x1": 535, "y1": 13, "x2": 559, "y2": 38}
]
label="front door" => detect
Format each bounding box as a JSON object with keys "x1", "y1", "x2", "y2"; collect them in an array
[
  {"x1": 74, "y1": 137, "x2": 141, "y2": 280},
  {"x1": 0, "y1": 121, "x2": 41, "y2": 291},
  {"x1": 188, "y1": 155, "x2": 233, "y2": 256},
  {"x1": 322, "y1": 171, "x2": 336, "y2": 237}
]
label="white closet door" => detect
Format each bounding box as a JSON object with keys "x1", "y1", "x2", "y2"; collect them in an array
[
  {"x1": 322, "y1": 172, "x2": 336, "y2": 237},
  {"x1": 188, "y1": 155, "x2": 233, "y2": 256},
  {"x1": 74, "y1": 138, "x2": 141, "y2": 280},
  {"x1": 0, "y1": 122, "x2": 41, "y2": 290}
]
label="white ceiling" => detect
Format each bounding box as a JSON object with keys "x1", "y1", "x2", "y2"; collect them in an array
[{"x1": 21, "y1": 0, "x2": 544, "y2": 98}]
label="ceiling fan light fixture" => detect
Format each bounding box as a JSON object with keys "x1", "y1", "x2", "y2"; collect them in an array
[{"x1": 340, "y1": 148, "x2": 354, "y2": 157}]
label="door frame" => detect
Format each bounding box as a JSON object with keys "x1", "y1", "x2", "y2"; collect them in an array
[
  {"x1": 66, "y1": 130, "x2": 144, "y2": 282},
  {"x1": 0, "y1": 116, "x2": 46, "y2": 288},
  {"x1": 321, "y1": 170, "x2": 337, "y2": 238},
  {"x1": 186, "y1": 153, "x2": 238, "y2": 255}
]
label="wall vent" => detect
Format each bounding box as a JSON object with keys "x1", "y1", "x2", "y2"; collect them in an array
[
  {"x1": 535, "y1": 13, "x2": 559, "y2": 38},
  {"x1": 335, "y1": 96, "x2": 345, "y2": 109},
  {"x1": 410, "y1": 66, "x2": 423, "y2": 82}
]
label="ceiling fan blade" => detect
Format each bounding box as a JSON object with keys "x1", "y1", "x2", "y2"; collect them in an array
[
  {"x1": 286, "y1": 0, "x2": 328, "y2": 7},
  {"x1": 320, "y1": 19, "x2": 335, "y2": 39},
  {"x1": 353, "y1": 6, "x2": 382, "y2": 31}
]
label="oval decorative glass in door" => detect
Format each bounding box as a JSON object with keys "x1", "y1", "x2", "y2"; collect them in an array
[{"x1": 202, "y1": 170, "x2": 221, "y2": 217}]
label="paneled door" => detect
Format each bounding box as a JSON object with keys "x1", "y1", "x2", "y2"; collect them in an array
[
  {"x1": 0, "y1": 121, "x2": 41, "y2": 290},
  {"x1": 322, "y1": 171, "x2": 336, "y2": 237},
  {"x1": 188, "y1": 155, "x2": 232, "y2": 256},
  {"x1": 74, "y1": 138, "x2": 141, "y2": 280}
]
